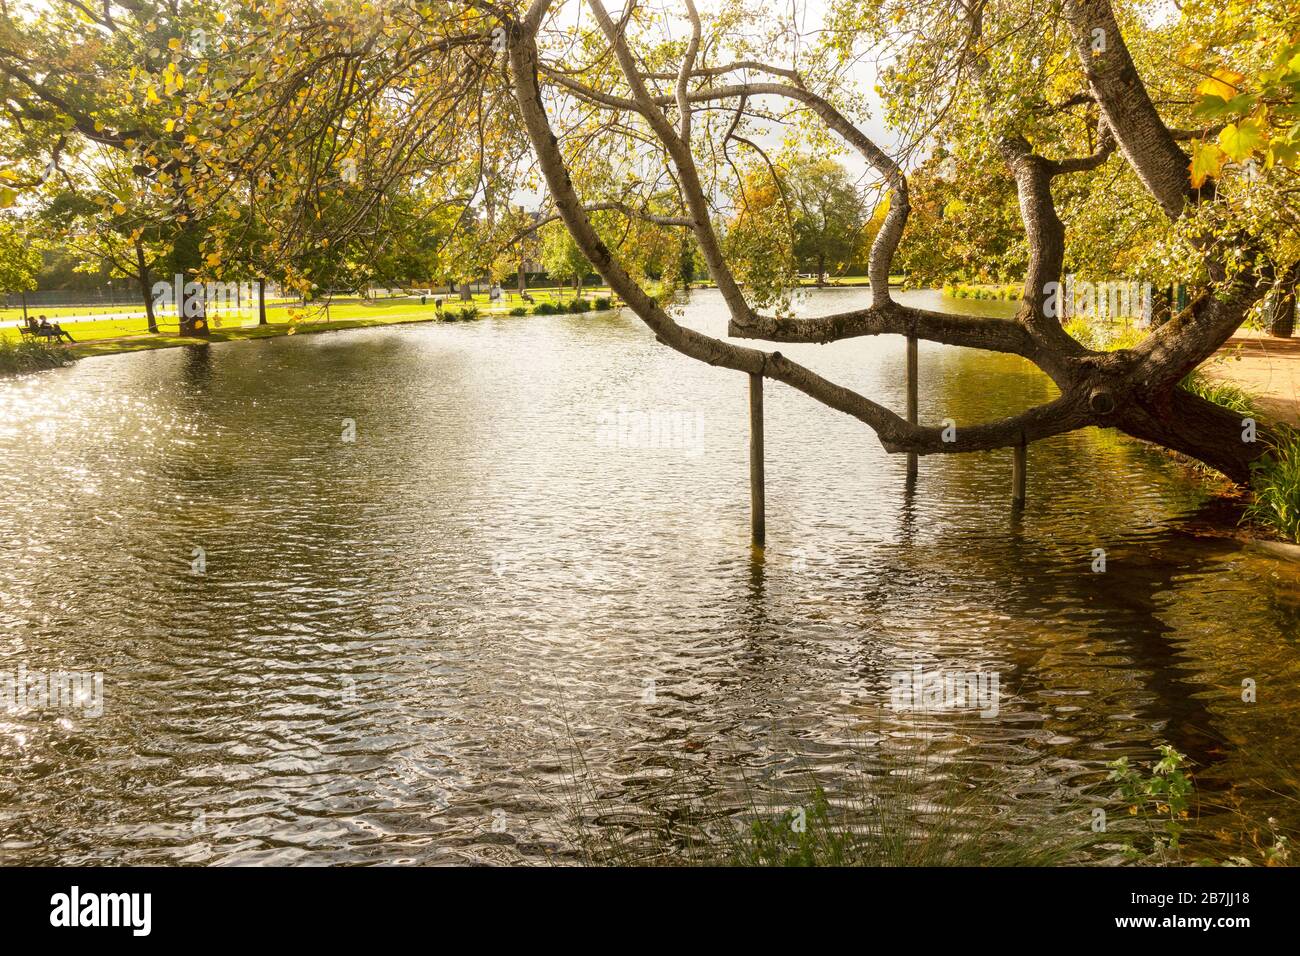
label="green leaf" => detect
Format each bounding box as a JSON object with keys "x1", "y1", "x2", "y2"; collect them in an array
[
  {"x1": 1192, "y1": 94, "x2": 1231, "y2": 121},
  {"x1": 1218, "y1": 118, "x2": 1267, "y2": 162}
]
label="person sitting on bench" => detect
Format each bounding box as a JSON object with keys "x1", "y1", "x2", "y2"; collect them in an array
[{"x1": 36, "y1": 316, "x2": 75, "y2": 343}]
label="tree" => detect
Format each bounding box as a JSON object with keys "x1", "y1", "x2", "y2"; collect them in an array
[
  {"x1": 784, "y1": 156, "x2": 869, "y2": 286},
  {"x1": 490, "y1": 0, "x2": 1298, "y2": 484},
  {"x1": 897, "y1": 150, "x2": 1024, "y2": 286},
  {"x1": 540, "y1": 220, "x2": 591, "y2": 294},
  {"x1": 0, "y1": 219, "x2": 41, "y2": 319}
]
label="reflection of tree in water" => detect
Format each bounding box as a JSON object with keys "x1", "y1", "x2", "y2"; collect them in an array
[
  {"x1": 708, "y1": 394, "x2": 1299, "y2": 839},
  {"x1": 180, "y1": 343, "x2": 213, "y2": 390}
]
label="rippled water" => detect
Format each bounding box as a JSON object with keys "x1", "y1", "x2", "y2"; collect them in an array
[{"x1": 1, "y1": 287, "x2": 1298, "y2": 865}]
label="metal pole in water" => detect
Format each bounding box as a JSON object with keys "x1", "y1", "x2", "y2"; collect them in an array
[
  {"x1": 906, "y1": 334, "x2": 918, "y2": 481},
  {"x1": 749, "y1": 372, "x2": 765, "y2": 548},
  {"x1": 1012, "y1": 433, "x2": 1027, "y2": 507}
]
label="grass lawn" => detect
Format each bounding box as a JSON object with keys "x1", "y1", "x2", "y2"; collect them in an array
[
  {"x1": 0, "y1": 288, "x2": 622, "y2": 359},
  {"x1": 0, "y1": 298, "x2": 301, "y2": 323}
]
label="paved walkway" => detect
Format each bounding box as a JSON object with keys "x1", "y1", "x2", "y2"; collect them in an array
[{"x1": 1208, "y1": 329, "x2": 1300, "y2": 425}]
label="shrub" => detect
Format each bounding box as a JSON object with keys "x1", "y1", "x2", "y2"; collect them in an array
[
  {"x1": 1107, "y1": 746, "x2": 1196, "y2": 862},
  {"x1": 594, "y1": 296, "x2": 612, "y2": 310},
  {"x1": 0, "y1": 338, "x2": 72, "y2": 375},
  {"x1": 533, "y1": 302, "x2": 556, "y2": 315},
  {"x1": 570, "y1": 298, "x2": 591, "y2": 313},
  {"x1": 944, "y1": 282, "x2": 1019, "y2": 301},
  {"x1": 1064, "y1": 319, "x2": 1147, "y2": 353},
  {"x1": 509, "y1": 306, "x2": 528, "y2": 316}
]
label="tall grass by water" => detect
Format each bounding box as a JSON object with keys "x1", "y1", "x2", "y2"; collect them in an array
[
  {"x1": 555, "y1": 736, "x2": 1293, "y2": 866},
  {"x1": 0, "y1": 338, "x2": 72, "y2": 374},
  {"x1": 1246, "y1": 426, "x2": 1300, "y2": 543}
]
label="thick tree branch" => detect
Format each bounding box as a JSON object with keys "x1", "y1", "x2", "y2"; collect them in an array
[{"x1": 1061, "y1": 0, "x2": 1192, "y2": 219}]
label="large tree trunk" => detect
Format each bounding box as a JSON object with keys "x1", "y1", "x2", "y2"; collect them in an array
[
  {"x1": 257, "y1": 278, "x2": 268, "y2": 326},
  {"x1": 1117, "y1": 386, "x2": 1271, "y2": 486}
]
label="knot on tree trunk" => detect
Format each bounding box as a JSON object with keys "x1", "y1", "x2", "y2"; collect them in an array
[{"x1": 1088, "y1": 385, "x2": 1117, "y2": 416}]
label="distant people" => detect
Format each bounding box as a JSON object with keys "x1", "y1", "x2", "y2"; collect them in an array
[
  {"x1": 36, "y1": 315, "x2": 74, "y2": 343},
  {"x1": 520, "y1": 291, "x2": 535, "y2": 304}
]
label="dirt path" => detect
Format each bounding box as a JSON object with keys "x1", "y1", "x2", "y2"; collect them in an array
[{"x1": 1207, "y1": 329, "x2": 1300, "y2": 425}]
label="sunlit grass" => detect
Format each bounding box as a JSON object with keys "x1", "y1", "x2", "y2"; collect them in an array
[{"x1": 0, "y1": 287, "x2": 626, "y2": 357}]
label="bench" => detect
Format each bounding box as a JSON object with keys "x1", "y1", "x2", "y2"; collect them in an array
[{"x1": 17, "y1": 323, "x2": 63, "y2": 341}]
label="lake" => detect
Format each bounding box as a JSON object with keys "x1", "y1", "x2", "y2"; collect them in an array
[{"x1": 1, "y1": 287, "x2": 1297, "y2": 864}]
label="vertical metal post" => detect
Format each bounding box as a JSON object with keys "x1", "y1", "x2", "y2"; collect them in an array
[
  {"x1": 1012, "y1": 433, "x2": 1027, "y2": 508},
  {"x1": 906, "y1": 334, "x2": 918, "y2": 481},
  {"x1": 749, "y1": 372, "x2": 765, "y2": 547}
]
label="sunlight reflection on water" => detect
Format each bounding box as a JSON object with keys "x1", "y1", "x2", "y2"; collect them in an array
[{"x1": 0, "y1": 287, "x2": 1297, "y2": 864}]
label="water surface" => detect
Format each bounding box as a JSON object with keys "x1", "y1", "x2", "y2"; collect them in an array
[{"x1": 1, "y1": 287, "x2": 1297, "y2": 864}]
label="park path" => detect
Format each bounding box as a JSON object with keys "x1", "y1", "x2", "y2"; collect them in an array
[{"x1": 1208, "y1": 329, "x2": 1300, "y2": 425}]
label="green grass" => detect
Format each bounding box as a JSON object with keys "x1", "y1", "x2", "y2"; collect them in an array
[
  {"x1": 790, "y1": 274, "x2": 905, "y2": 287},
  {"x1": 1180, "y1": 367, "x2": 1257, "y2": 417},
  {"x1": 0, "y1": 288, "x2": 626, "y2": 358},
  {"x1": 1246, "y1": 426, "x2": 1300, "y2": 543},
  {"x1": 1063, "y1": 316, "x2": 1148, "y2": 352},
  {"x1": 0, "y1": 297, "x2": 299, "y2": 323}
]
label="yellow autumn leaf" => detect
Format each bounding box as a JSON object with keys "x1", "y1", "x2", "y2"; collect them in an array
[
  {"x1": 112, "y1": 202, "x2": 126, "y2": 215},
  {"x1": 1196, "y1": 69, "x2": 1244, "y2": 101},
  {"x1": 1189, "y1": 139, "x2": 1227, "y2": 188}
]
